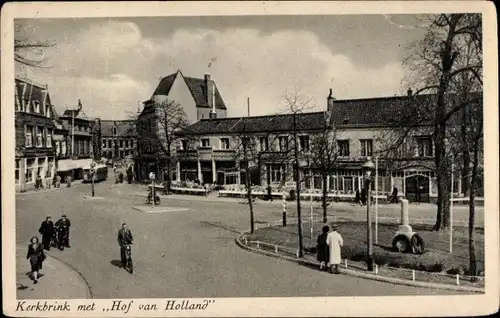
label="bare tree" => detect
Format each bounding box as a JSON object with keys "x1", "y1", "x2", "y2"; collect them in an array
[
  {"x1": 309, "y1": 112, "x2": 339, "y2": 223},
  {"x1": 14, "y1": 20, "x2": 54, "y2": 69},
  {"x1": 382, "y1": 14, "x2": 482, "y2": 231}
]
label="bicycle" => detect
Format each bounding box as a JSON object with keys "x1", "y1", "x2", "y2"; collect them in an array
[{"x1": 122, "y1": 245, "x2": 133, "y2": 274}]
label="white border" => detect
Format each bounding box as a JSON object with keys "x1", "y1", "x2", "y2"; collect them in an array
[{"x1": 2, "y1": 1, "x2": 499, "y2": 317}]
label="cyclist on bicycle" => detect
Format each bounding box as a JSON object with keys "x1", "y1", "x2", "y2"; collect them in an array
[{"x1": 117, "y1": 223, "x2": 134, "y2": 268}]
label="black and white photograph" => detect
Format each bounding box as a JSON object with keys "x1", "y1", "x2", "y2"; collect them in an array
[{"x1": 2, "y1": 1, "x2": 498, "y2": 317}]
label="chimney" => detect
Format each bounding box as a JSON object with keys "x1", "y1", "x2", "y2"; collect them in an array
[
  {"x1": 407, "y1": 88, "x2": 413, "y2": 97},
  {"x1": 205, "y1": 74, "x2": 214, "y2": 110},
  {"x1": 327, "y1": 88, "x2": 335, "y2": 110}
]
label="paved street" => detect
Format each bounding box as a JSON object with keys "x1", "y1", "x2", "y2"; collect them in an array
[{"x1": 16, "y1": 179, "x2": 468, "y2": 298}]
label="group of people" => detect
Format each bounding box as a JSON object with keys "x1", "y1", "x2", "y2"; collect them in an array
[
  {"x1": 316, "y1": 224, "x2": 344, "y2": 274},
  {"x1": 33, "y1": 174, "x2": 71, "y2": 191},
  {"x1": 25, "y1": 215, "x2": 72, "y2": 284}
]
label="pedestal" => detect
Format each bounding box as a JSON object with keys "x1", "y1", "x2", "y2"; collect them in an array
[{"x1": 212, "y1": 159, "x2": 217, "y2": 184}]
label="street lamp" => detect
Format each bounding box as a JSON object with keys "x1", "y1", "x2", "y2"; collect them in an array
[
  {"x1": 90, "y1": 161, "x2": 96, "y2": 197},
  {"x1": 362, "y1": 157, "x2": 375, "y2": 272}
]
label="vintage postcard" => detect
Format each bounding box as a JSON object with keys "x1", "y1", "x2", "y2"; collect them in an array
[{"x1": 1, "y1": 1, "x2": 499, "y2": 317}]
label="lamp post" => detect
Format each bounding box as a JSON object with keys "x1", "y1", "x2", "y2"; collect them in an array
[
  {"x1": 90, "y1": 161, "x2": 96, "y2": 197},
  {"x1": 362, "y1": 157, "x2": 375, "y2": 272},
  {"x1": 149, "y1": 172, "x2": 156, "y2": 207}
]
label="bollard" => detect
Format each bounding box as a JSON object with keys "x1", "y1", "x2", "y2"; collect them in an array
[
  {"x1": 456, "y1": 274, "x2": 460, "y2": 286},
  {"x1": 296, "y1": 249, "x2": 300, "y2": 258},
  {"x1": 412, "y1": 270, "x2": 416, "y2": 282},
  {"x1": 256, "y1": 242, "x2": 260, "y2": 249},
  {"x1": 375, "y1": 264, "x2": 378, "y2": 275},
  {"x1": 275, "y1": 245, "x2": 278, "y2": 254},
  {"x1": 344, "y1": 259, "x2": 348, "y2": 268}
]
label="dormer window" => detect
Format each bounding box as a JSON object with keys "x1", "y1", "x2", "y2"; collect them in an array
[{"x1": 33, "y1": 101, "x2": 41, "y2": 114}]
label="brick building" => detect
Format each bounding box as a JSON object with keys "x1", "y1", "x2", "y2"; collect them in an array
[
  {"x1": 175, "y1": 89, "x2": 479, "y2": 203},
  {"x1": 135, "y1": 71, "x2": 228, "y2": 182},
  {"x1": 15, "y1": 78, "x2": 57, "y2": 191},
  {"x1": 100, "y1": 120, "x2": 137, "y2": 160}
]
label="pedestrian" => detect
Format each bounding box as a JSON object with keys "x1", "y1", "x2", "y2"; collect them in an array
[
  {"x1": 391, "y1": 187, "x2": 398, "y2": 203},
  {"x1": 360, "y1": 187, "x2": 367, "y2": 205},
  {"x1": 326, "y1": 223, "x2": 343, "y2": 274},
  {"x1": 355, "y1": 189, "x2": 362, "y2": 206},
  {"x1": 38, "y1": 216, "x2": 55, "y2": 251},
  {"x1": 117, "y1": 223, "x2": 134, "y2": 268},
  {"x1": 55, "y1": 214, "x2": 71, "y2": 248},
  {"x1": 26, "y1": 236, "x2": 45, "y2": 284},
  {"x1": 55, "y1": 175, "x2": 62, "y2": 188},
  {"x1": 316, "y1": 225, "x2": 330, "y2": 271},
  {"x1": 35, "y1": 175, "x2": 43, "y2": 190}
]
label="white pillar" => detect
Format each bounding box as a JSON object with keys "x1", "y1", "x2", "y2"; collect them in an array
[
  {"x1": 197, "y1": 159, "x2": 203, "y2": 183},
  {"x1": 326, "y1": 174, "x2": 330, "y2": 191},
  {"x1": 428, "y1": 174, "x2": 432, "y2": 195},
  {"x1": 236, "y1": 161, "x2": 241, "y2": 185},
  {"x1": 400, "y1": 199, "x2": 410, "y2": 226},
  {"x1": 176, "y1": 161, "x2": 181, "y2": 182},
  {"x1": 212, "y1": 158, "x2": 217, "y2": 184},
  {"x1": 43, "y1": 156, "x2": 49, "y2": 179}
]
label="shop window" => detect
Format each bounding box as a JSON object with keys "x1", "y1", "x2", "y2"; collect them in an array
[
  {"x1": 36, "y1": 127, "x2": 43, "y2": 147},
  {"x1": 299, "y1": 135, "x2": 310, "y2": 151},
  {"x1": 26, "y1": 159, "x2": 35, "y2": 183},
  {"x1": 201, "y1": 138, "x2": 210, "y2": 147},
  {"x1": 343, "y1": 177, "x2": 353, "y2": 193},
  {"x1": 220, "y1": 138, "x2": 230, "y2": 150}
]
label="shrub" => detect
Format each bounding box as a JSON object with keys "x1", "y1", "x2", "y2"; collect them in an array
[
  {"x1": 426, "y1": 262, "x2": 444, "y2": 272},
  {"x1": 446, "y1": 267, "x2": 462, "y2": 275}
]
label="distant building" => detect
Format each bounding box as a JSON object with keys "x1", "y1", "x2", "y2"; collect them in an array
[
  {"x1": 15, "y1": 78, "x2": 57, "y2": 191},
  {"x1": 100, "y1": 120, "x2": 137, "y2": 160},
  {"x1": 135, "y1": 71, "x2": 228, "y2": 182}
]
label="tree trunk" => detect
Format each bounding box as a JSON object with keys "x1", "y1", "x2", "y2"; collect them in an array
[
  {"x1": 468, "y1": 142, "x2": 479, "y2": 277},
  {"x1": 266, "y1": 163, "x2": 272, "y2": 201},
  {"x1": 243, "y1": 144, "x2": 255, "y2": 234},
  {"x1": 433, "y1": 125, "x2": 451, "y2": 231},
  {"x1": 322, "y1": 170, "x2": 328, "y2": 223}
]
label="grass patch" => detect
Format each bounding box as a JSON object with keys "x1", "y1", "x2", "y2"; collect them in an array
[{"x1": 252, "y1": 221, "x2": 484, "y2": 275}]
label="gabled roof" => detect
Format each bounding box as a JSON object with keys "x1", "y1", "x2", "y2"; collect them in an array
[
  {"x1": 15, "y1": 78, "x2": 51, "y2": 109},
  {"x1": 100, "y1": 120, "x2": 136, "y2": 136},
  {"x1": 152, "y1": 71, "x2": 227, "y2": 110},
  {"x1": 177, "y1": 111, "x2": 330, "y2": 136}
]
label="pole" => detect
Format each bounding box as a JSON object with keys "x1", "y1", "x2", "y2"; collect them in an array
[
  {"x1": 152, "y1": 178, "x2": 155, "y2": 207},
  {"x1": 450, "y1": 156, "x2": 454, "y2": 254},
  {"x1": 91, "y1": 171, "x2": 95, "y2": 197},
  {"x1": 366, "y1": 177, "x2": 374, "y2": 271},
  {"x1": 247, "y1": 97, "x2": 250, "y2": 117},
  {"x1": 310, "y1": 183, "x2": 313, "y2": 239},
  {"x1": 375, "y1": 157, "x2": 379, "y2": 245},
  {"x1": 71, "y1": 110, "x2": 75, "y2": 157},
  {"x1": 282, "y1": 190, "x2": 287, "y2": 227}
]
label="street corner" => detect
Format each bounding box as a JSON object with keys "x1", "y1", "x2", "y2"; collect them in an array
[
  {"x1": 16, "y1": 245, "x2": 92, "y2": 299},
  {"x1": 132, "y1": 205, "x2": 189, "y2": 213}
]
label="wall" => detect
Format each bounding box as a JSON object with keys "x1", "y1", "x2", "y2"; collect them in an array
[
  {"x1": 164, "y1": 74, "x2": 197, "y2": 124},
  {"x1": 197, "y1": 107, "x2": 227, "y2": 120}
]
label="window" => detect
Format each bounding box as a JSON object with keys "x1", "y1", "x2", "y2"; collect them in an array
[
  {"x1": 417, "y1": 136, "x2": 433, "y2": 157},
  {"x1": 15, "y1": 159, "x2": 20, "y2": 184},
  {"x1": 338, "y1": 140, "x2": 350, "y2": 157},
  {"x1": 278, "y1": 136, "x2": 288, "y2": 151},
  {"x1": 46, "y1": 129, "x2": 52, "y2": 147},
  {"x1": 201, "y1": 138, "x2": 210, "y2": 147},
  {"x1": 125, "y1": 140, "x2": 129, "y2": 148},
  {"x1": 220, "y1": 138, "x2": 230, "y2": 150},
  {"x1": 38, "y1": 157, "x2": 46, "y2": 178},
  {"x1": 33, "y1": 101, "x2": 41, "y2": 114},
  {"x1": 61, "y1": 141, "x2": 67, "y2": 156},
  {"x1": 108, "y1": 140, "x2": 112, "y2": 148},
  {"x1": 56, "y1": 141, "x2": 61, "y2": 156},
  {"x1": 120, "y1": 140, "x2": 124, "y2": 148},
  {"x1": 26, "y1": 159, "x2": 35, "y2": 183},
  {"x1": 181, "y1": 140, "x2": 188, "y2": 150},
  {"x1": 25, "y1": 125, "x2": 33, "y2": 147},
  {"x1": 360, "y1": 139, "x2": 373, "y2": 157},
  {"x1": 299, "y1": 135, "x2": 310, "y2": 151},
  {"x1": 46, "y1": 105, "x2": 51, "y2": 118},
  {"x1": 130, "y1": 139, "x2": 134, "y2": 148},
  {"x1": 113, "y1": 127, "x2": 117, "y2": 135},
  {"x1": 259, "y1": 137, "x2": 269, "y2": 151},
  {"x1": 36, "y1": 127, "x2": 43, "y2": 147},
  {"x1": 102, "y1": 139, "x2": 106, "y2": 148}
]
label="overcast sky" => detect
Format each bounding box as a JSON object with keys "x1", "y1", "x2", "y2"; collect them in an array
[{"x1": 16, "y1": 15, "x2": 427, "y2": 120}]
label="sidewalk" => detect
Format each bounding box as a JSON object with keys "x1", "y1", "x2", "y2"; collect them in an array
[
  {"x1": 16, "y1": 180, "x2": 84, "y2": 196},
  {"x1": 16, "y1": 245, "x2": 91, "y2": 299}
]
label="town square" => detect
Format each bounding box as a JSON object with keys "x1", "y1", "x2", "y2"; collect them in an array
[{"x1": 5, "y1": 6, "x2": 492, "y2": 305}]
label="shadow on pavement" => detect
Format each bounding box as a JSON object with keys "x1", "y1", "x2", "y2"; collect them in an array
[{"x1": 110, "y1": 260, "x2": 122, "y2": 268}]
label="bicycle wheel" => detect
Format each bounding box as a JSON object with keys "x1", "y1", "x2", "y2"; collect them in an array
[{"x1": 128, "y1": 258, "x2": 133, "y2": 274}]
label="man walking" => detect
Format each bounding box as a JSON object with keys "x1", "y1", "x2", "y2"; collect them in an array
[
  {"x1": 117, "y1": 223, "x2": 134, "y2": 268},
  {"x1": 55, "y1": 214, "x2": 71, "y2": 248},
  {"x1": 38, "y1": 216, "x2": 55, "y2": 251}
]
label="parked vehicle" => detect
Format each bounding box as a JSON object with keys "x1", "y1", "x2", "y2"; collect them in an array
[{"x1": 82, "y1": 164, "x2": 108, "y2": 183}]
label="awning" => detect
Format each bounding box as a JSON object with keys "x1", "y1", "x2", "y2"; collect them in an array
[{"x1": 57, "y1": 159, "x2": 92, "y2": 171}]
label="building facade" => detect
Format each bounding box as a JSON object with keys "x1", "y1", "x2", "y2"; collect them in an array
[
  {"x1": 135, "y1": 71, "x2": 228, "y2": 182},
  {"x1": 175, "y1": 89, "x2": 474, "y2": 203},
  {"x1": 100, "y1": 120, "x2": 137, "y2": 161},
  {"x1": 15, "y1": 78, "x2": 57, "y2": 191}
]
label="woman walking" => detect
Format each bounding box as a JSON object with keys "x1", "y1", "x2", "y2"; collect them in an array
[
  {"x1": 316, "y1": 225, "x2": 330, "y2": 271},
  {"x1": 26, "y1": 236, "x2": 46, "y2": 284},
  {"x1": 326, "y1": 224, "x2": 343, "y2": 274}
]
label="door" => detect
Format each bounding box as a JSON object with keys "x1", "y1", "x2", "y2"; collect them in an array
[{"x1": 405, "y1": 175, "x2": 430, "y2": 203}]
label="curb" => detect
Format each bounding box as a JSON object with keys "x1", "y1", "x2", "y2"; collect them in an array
[
  {"x1": 45, "y1": 252, "x2": 94, "y2": 299},
  {"x1": 235, "y1": 232, "x2": 485, "y2": 294}
]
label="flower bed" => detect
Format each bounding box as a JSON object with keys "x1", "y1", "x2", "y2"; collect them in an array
[{"x1": 170, "y1": 181, "x2": 209, "y2": 195}]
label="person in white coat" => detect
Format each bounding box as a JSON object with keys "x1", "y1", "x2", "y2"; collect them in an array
[{"x1": 326, "y1": 224, "x2": 343, "y2": 274}]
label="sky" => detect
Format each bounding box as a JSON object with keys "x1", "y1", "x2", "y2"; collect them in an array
[{"x1": 15, "y1": 15, "x2": 428, "y2": 120}]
